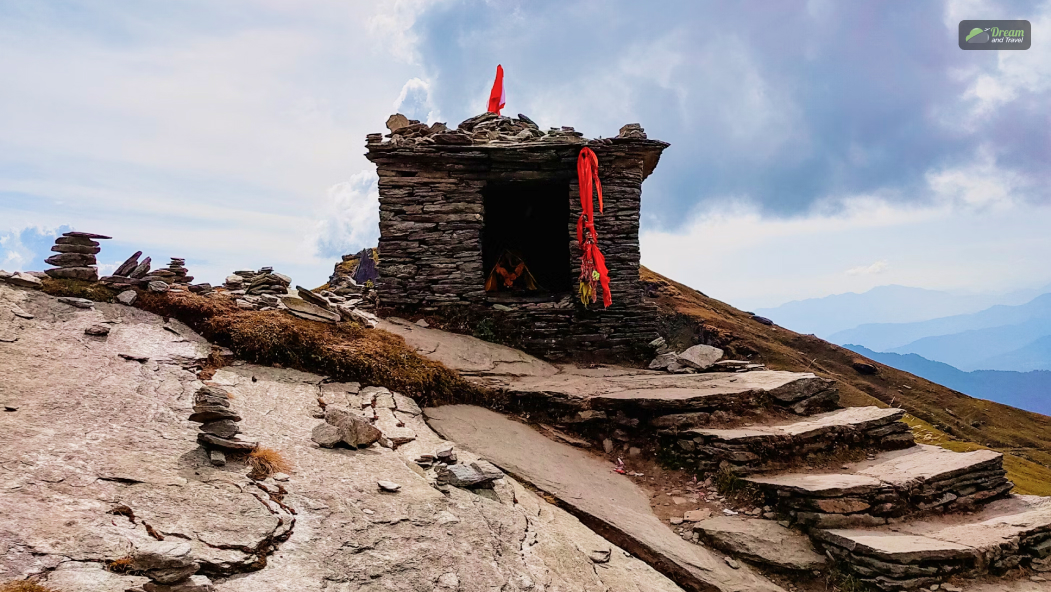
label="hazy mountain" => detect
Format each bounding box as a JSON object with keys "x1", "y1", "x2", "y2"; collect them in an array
[
  {"x1": 977, "y1": 335, "x2": 1051, "y2": 372},
  {"x1": 755, "y1": 284, "x2": 1043, "y2": 338},
  {"x1": 845, "y1": 345, "x2": 1051, "y2": 416},
  {"x1": 886, "y1": 318, "x2": 1051, "y2": 371},
  {"x1": 830, "y1": 292, "x2": 1051, "y2": 352}
]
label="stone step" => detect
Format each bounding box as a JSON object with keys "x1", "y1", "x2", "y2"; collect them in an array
[
  {"x1": 811, "y1": 495, "x2": 1051, "y2": 591},
  {"x1": 664, "y1": 406, "x2": 913, "y2": 473},
  {"x1": 747, "y1": 445, "x2": 1012, "y2": 528}
]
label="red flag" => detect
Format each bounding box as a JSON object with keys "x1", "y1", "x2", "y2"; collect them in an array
[{"x1": 487, "y1": 64, "x2": 505, "y2": 115}]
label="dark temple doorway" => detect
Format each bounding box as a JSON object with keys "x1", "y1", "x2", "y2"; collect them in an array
[{"x1": 482, "y1": 180, "x2": 572, "y2": 295}]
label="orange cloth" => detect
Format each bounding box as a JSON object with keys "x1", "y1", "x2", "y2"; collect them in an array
[{"x1": 576, "y1": 147, "x2": 612, "y2": 307}]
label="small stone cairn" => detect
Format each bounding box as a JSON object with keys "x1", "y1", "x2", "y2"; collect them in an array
[
  {"x1": 366, "y1": 111, "x2": 595, "y2": 149},
  {"x1": 44, "y1": 231, "x2": 111, "y2": 281},
  {"x1": 223, "y1": 267, "x2": 290, "y2": 296},
  {"x1": 188, "y1": 385, "x2": 256, "y2": 467}
]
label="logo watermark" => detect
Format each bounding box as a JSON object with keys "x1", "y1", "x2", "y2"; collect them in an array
[{"x1": 959, "y1": 20, "x2": 1031, "y2": 50}]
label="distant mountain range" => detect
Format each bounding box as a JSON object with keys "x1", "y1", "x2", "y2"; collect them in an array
[
  {"x1": 754, "y1": 284, "x2": 1045, "y2": 338},
  {"x1": 845, "y1": 345, "x2": 1051, "y2": 416},
  {"x1": 832, "y1": 293, "x2": 1051, "y2": 371}
]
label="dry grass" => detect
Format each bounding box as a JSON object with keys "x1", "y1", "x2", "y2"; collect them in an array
[
  {"x1": 132, "y1": 290, "x2": 486, "y2": 407},
  {"x1": 40, "y1": 277, "x2": 118, "y2": 302},
  {"x1": 248, "y1": 447, "x2": 293, "y2": 479},
  {"x1": 641, "y1": 266, "x2": 1051, "y2": 495},
  {"x1": 0, "y1": 581, "x2": 59, "y2": 592},
  {"x1": 105, "y1": 556, "x2": 134, "y2": 573}
]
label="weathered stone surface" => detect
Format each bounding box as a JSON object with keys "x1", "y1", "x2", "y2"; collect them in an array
[
  {"x1": 379, "y1": 317, "x2": 559, "y2": 377},
  {"x1": 693, "y1": 516, "x2": 826, "y2": 571},
  {"x1": 45, "y1": 266, "x2": 98, "y2": 281},
  {"x1": 310, "y1": 422, "x2": 341, "y2": 448},
  {"x1": 425, "y1": 404, "x2": 787, "y2": 592},
  {"x1": 148, "y1": 280, "x2": 170, "y2": 293},
  {"x1": 4, "y1": 271, "x2": 43, "y2": 289},
  {"x1": 385, "y1": 113, "x2": 410, "y2": 131},
  {"x1": 117, "y1": 290, "x2": 137, "y2": 305},
  {"x1": 649, "y1": 352, "x2": 678, "y2": 369},
  {"x1": 0, "y1": 286, "x2": 282, "y2": 590},
  {"x1": 51, "y1": 244, "x2": 101, "y2": 254},
  {"x1": 58, "y1": 296, "x2": 95, "y2": 309},
  {"x1": 280, "y1": 295, "x2": 341, "y2": 323},
  {"x1": 393, "y1": 392, "x2": 422, "y2": 415},
  {"x1": 678, "y1": 344, "x2": 723, "y2": 369},
  {"x1": 188, "y1": 405, "x2": 240, "y2": 423}
]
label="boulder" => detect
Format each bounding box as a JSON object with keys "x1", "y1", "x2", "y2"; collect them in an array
[
  {"x1": 386, "y1": 113, "x2": 410, "y2": 132},
  {"x1": 281, "y1": 296, "x2": 341, "y2": 323},
  {"x1": 678, "y1": 345, "x2": 723, "y2": 370},
  {"x1": 130, "y1": 257, "x2": 152, "y2": 278},
  {"x1": 85, "y1": 324, "x2": 111, "y2": 336},
  {"x1": 130, "y1": 541, "x2": 199, "y2": 584},
  {"x1": 852, "y1": 359, "x2": 879, "y2": 375},
  {"x1": 148, "y1": 280, "x2": 170, "y2": 293},
  {"x1": 324, "y1": 407, "x2": 383, "y2": 448},
  {"x1": 649, "y1": 352, "x2": 679, "y2": 370},
  {"x1": 751, "y1": 315, "x2": 774, "y2": 326},
  {"x1": 117, "y1": 290, "x2": 138, "y2": 305}
]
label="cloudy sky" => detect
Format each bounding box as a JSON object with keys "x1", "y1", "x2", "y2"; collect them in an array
[{"x1": 1, "y1": 0, "x2": 1049, "y2": 309}]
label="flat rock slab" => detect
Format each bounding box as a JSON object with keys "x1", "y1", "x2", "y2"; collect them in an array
[
  {"x1": 424, "y1": 404, "x2": 786, "y2": 592},
  {"x1": 876, "y1": 495, "x2": 1051, "y2": 551},
  {"x1": 747, "y1": 444, "x2": 1003, "y2": 497},
  {"x1": 485, "y1": 367, "x2": 834, "y2": 413},
  {"x1": 693, "y1": 516, "x2": 826, "y2": 571},
  {"x1": 813, "y1": 530, "x2": 975, "y2": 563},
  {"x1": 747, "y1": 473, "x2": 884, "y2": 497},
  {"x1": 854, "y1": 444, "x2": 1003, "y2": 486},
  {"x1": 691, "y1": 406, "x2": 904, "y2": 442},
  {"x1": 378, "y1": 317, "x2": 558, "y2": 377}
]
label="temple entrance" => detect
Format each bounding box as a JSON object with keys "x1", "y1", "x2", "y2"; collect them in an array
[{"x1": 482, "y1": 180, "x2": 572, "y2": 296}]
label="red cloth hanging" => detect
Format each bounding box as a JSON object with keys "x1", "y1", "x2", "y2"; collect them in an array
[
  {"x1": 487, "y1": 65, "x2": 505, "y2": 115},
  {"x1": 577, "y1": 147, "x2": 612, "y2": 308}
]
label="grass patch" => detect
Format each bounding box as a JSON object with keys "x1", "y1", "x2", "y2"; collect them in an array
[
  {"x1": 0, "y1": 582, "x2": 59, "y2": 592},
  {"x1": 248, "y1": 447, "x2": 292, "y2": 480},
  {"x1": 714, "y1": 466, "x2": 745, "y2": 496},
  {"x1": 473, "y1": 318, "x2": 496, "y2": 342},
  {"x1": 134, "y1": 291, "x2": 486, "y2": 407},
  {"x1": 40, "y1": 277, "x2": 118, "y2": 302}
]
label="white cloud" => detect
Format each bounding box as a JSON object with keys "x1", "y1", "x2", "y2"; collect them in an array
[
  {"x1": 394, "y1": 77, "x2": 442, "y2": 123},
  {"x1": 926, "y1": 146, "x2": 1032, "y2": 208},
  {"x1": 846, "y1": 260, "x2": 889, "y2": 276},
  {"x1": 310, "y1": 170, "x2": 380, "y2": 258}
]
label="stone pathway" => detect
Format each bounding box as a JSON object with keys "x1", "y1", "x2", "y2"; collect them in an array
[{"x1": 424, "y1": 404, "x2": 787, "y2": 592}]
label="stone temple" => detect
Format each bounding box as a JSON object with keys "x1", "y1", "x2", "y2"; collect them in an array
[{"x1": 366, "y1": 112, "x2": 669, "y2": 360}]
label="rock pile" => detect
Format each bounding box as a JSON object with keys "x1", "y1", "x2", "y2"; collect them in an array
[
  {"x1": 100, "y1": 251, "x2": 146, "y2": 288},
  {"x1": 127, "y1": 540, "x2": 213, "y2": 591},
  {"x1": 366, "y1": 111, "x2": 629, "y2": 150},
  {"x1": 0, "y1": 269, "x2": 43, "y2": 289},
  {"x1": 223, "y1": 267, "x2": 290, "y2": 295},
  {"x1": 311, "y1": 384, "x2": 422, "y2": 450},
  {"x1": 436, "y1": 459, "x2": 505, "y2": 488},
  {"x1": 44, "y1": 231, "x2": 110, "y2": 281},
  {"x1": 189, "y1": 385, "x2": 255, "y2": 466},
  {"x1": 164, "y1": 257, "x2": 193, "y2": 285},
  {"x1": 648, "y1": 340, "x2": 768, "y2": 374}
]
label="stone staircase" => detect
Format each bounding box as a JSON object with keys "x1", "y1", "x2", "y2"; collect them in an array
[{"x1": 382, "y1": 319, "x2": 1051, "y2": 591}]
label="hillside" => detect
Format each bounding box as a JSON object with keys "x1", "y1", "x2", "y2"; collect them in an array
[
  {"x1": 845, "y1": 344, "x2": 1051, "y2": 416},
  {"x1": 640, "y1": 266, "x2": 1051, "y2": 495}
]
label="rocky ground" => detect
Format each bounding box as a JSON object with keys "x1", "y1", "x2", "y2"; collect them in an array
[{"x1": 0, "y1": 284, "x2": 684, "y2": 591}]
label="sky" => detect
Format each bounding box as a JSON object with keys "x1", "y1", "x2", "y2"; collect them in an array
[{"x1": 1, "y1": 0, "x2": 1049, "y2": 309}]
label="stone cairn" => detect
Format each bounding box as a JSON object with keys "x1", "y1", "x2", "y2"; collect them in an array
[
  {"x1": 44, "y1": 231, "x2": 111, "y2": 281},
  {"x1": 188, "y1": 385, "x2": 256, "y2": 467},
  {"x1": 223, "y1": 267, "x2": 290, "y2": 296}
]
